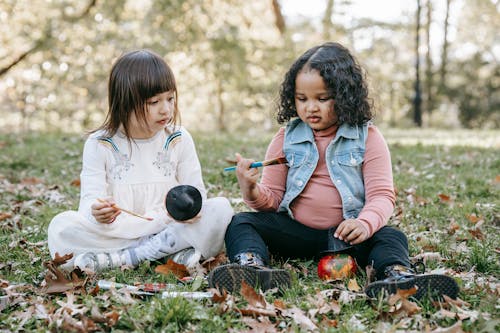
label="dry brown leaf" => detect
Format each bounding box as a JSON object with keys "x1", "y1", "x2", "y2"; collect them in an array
[
  {"x1": 154, "y1": 259, "x2": 190, "y2": 279},
  {"x1": 282, "y1": 307, "x2": 318, "y2": 331},
  {"x1": 347, "y1": 278, "x2": 361, "y2": 292},
  {"x1": 240, "y1": 280, "x2": 267, "y2": 308},
  {"x1": 80, "y1": 316, "x2": 99, "y2": 332},
  {"x1": 70, "y1": 178, "x2": 81, "y2": 187},
  {"x1": 239, "y1": 307, "x2": 277, "y2": 317},
  {"x1": 201, "y1": 252, "x2": 228, "y2": 272},
  {"x1": 430, "y1": 320, "x2": 464, "y2": 333},
  {"x1": 273, "y1": 299, "x2": 287, "y2": 310},
  {"x1": 438, "y1": 193, "x2": 452, "y2": 203},
  {"x1": 104, "y1": 311, "x2": 120, "y2": 326},
  {"x1": 41, "y1": 253, "x2": 87, "y2": 294},
  {"x1": 210, "y1": 288, "x2": 229, "y2": 303},
  {"x1": 241, "y1": 316, "x2": 276, "y2": 332},
  {"x1": 448, "y1": 220, "x2": 460, "y2": 234},
  {"x1": 386, "y1": 287, "x2": 421, "y2": 316},
  {"x1": 441, "y1": 295, "x2": 471, "y2": 308},
  {"x1": 365, "y1": 265, "x2": 376, "y2": 284},
  {"x1": 320, "y1": 315, "x2": 338, "y2": 328},
  {"x1": 0, "y1": 212, "x2": 12, "y2": 221},
  {"x1": 465, "y1": 213, "x2": 482, "y2": 224},
  {"x1": 400, "y1": 298, "x2": 421, "y2": 316},
  {"x1": 413, "y1": 252, "x2": 442, "y2": 263},
  {"x1": 468, "y1": 228, "x2": 485, "y2": 240},
  {"x1": 20, "y1": 177, "x2": 42, "y2": 185},
  {"x1": 306, "y1": 291, "x2": 340, "y2": 317}
]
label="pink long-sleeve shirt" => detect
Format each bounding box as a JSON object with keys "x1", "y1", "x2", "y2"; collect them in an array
[{"x1": 244, "y1": 124, "x2": 395, "y2": 237}]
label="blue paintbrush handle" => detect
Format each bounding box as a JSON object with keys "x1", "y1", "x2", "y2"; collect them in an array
[{"x1": 224, "y1": 161, "x2": 264, "y2": 172}]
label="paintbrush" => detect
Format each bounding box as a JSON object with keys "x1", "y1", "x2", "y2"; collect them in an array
[
  {"x1": 224, "y1": 156, "x2": 287, "y2": 172},
  {"x1": 97, "y1": 198, "x2": 153, "y2": 221}
]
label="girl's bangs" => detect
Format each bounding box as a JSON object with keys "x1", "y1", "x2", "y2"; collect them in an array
[{"x1": 142, "y1": 60, "x2": 176, "y2": 97}]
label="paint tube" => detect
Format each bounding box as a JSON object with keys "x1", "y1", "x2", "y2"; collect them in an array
[
  {"x1": 97, "y1": 280, "x2": 176, "y2": 294},
  {"x1": 161, "y1": 291, "x2": 214, "y2": 299}
]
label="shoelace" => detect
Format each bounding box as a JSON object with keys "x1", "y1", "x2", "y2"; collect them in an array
[
  {"x1": 411, "y1": 259, "x2": 426, "y2": 274},
  {"x1": 234, "y1": 252, "x2": 264, "y2": 266}
]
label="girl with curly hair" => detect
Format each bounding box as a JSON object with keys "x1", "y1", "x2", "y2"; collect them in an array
[{"x1": 209, "y1": 42, "x2": 458, "y2": 301}]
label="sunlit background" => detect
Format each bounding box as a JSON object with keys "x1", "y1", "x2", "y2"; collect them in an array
[{"x1": 0, "y1": 0, "x2": 498, "y2": 133}]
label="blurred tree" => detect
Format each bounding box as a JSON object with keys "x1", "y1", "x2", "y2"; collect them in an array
[
  {"x1": 439, "y1": 0, "x2": 452, "y2": 91},
  {"x1": 0, "y1": 0, "x2": 497, "y2": 132},
  {"x1": 413, "y1": 0, "x2": 423, "y2": 127},
  {"x1": 444, "y1": 0, "x2": 499, "y2": 127},
  {"x1": 424, "y1": 0, "x2": 434, "y2": 114}
]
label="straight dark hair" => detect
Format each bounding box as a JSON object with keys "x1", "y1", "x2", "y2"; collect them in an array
[{"x1": 93, "y1": 49, "x2": 180, "y2": 138}]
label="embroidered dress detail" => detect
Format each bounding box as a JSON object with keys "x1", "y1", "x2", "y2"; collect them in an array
[
  {"x1": 97, "y1": 137, "x2": 133, "y2": 180},
  {"x1": 154, "y1": 131, "x2": 182, "y2": 177}
]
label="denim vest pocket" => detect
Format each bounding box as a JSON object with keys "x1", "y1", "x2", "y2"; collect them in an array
[
  {"x1": 286, "y1": 151, "x2": 308, "y2": 168},
  {"x1": 335, "y1": 150, "x2": 364, "y2": 168}
]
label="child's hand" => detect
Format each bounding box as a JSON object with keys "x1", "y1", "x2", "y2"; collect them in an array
[
  {"x1": 334, "y1": 219, "x2": 369, "y2": 245},
  {"x1": 91, "y1": 197, "x2": 121, "y2": 224},
  {"x1": 235, "y1": 153, "x2": 260, "y2": 201}
]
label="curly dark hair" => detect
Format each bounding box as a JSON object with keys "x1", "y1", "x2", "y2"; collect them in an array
[{"x1": 276, "y1": 42, "x2": 373, "y2": 126}]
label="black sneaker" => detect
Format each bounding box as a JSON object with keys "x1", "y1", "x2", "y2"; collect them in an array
[
  {"x1": 208, "y1": 264, "x2": 291, "y2": 293},
  {"x1": 365, "y1": 264, "x2": 459, "y2": 300}
]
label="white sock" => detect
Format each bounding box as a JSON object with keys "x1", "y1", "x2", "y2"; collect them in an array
[{"x1": 129, "y1": 225, "x2": 190, "y2": 264}]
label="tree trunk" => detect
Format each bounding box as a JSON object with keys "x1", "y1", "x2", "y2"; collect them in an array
[
  {"x1": 414, "y1": 0, "x2": 423, "y2": 127},
  {"x1": 425, "y1": 0, "x2": 433, "y2": 114},
  {"x1": 322, "y1": 0, "x2": 334, "y2": 40},
  {"x1": 271, "y1": 0, "x2": 286, "y2": 35},
  {"x1": 440, "y1": 0, "x2": 452, "y2": 90},
  {"x1": 216, "y1": 77, "x2": 226, "y2": 132}
]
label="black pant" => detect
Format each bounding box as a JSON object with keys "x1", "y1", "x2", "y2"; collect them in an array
[{"x1": 225, "y1": 212, "x2": 410, "y2": 279}]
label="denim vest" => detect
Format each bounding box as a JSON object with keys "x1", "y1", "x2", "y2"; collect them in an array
[{"x1": 278, "y1": 119, "x2": 369, "y2": 220}]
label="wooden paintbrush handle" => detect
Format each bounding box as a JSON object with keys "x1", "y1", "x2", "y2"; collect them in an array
[{"x1": 97, "y1": 198, "x2": 153, "y2": 221}]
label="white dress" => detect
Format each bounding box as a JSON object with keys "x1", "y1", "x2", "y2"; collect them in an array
[{"x1": 48, "y1": 126, "x2": 233, "y2": 268}]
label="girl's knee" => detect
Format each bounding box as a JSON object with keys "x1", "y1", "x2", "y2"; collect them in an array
[
  {"x1": 206, "y1": 197, "x2": 234, "y2": 218},
  {"x1": 378, "y1": 226, "x2": 408, "y2": 244}
]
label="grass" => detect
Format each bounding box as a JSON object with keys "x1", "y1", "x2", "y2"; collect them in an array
[{"x1": 0, "y1": 129, "x2": 499, "y2": 332}]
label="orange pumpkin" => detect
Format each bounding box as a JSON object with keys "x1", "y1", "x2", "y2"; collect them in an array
[{"x1": 317, "y1": 253, "x2": 357, "y2": 281}]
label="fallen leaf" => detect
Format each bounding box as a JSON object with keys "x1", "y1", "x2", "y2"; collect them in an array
[
  {"x1": 154, "y1": 259, "x2": 190, "y2": 279},
  {"x1": 238, "y1": 307, "x2": 277, "y2": 317},
  {"x1": 282, "y1": 307, "x2": 318, "y2": 331},
  {"x1": 273, "y1": 299, "x2": 287, "y2": 309},
  {"x1": 441, "y1": 295, "x2": 470, "y2": 308},
  {"x1": 201, "y1": 252, "x2": 228, "y2": 271},
  {"x1": 365, "y1": 265, "x2": 376, "y2": 284},
  {"x1": 320, "y1": 315, "x2": 338, "y2": 328},
  {"x1": 347, "y1": 278, "x2": 361, "y2": 292},
  {"x1": 240, "y1": 280, "x2": 267, "y2": 308},
  {"x1": 20, "y1": 177, "x2": 42, "y2": 185},
  {"x1": 387, "y1": 287, "x2": 421, "y2": 316},
  {"x1": 438, "y1": 193, "x2": 452, "y2": 203},
  {"x1": 448, "y1": 219, "x2": 460, "y2": 234},
  {"x1": 41, "y1": 253, "x2": 87, "y2": 294},
  {"x1": 430, "y1": 320, "x2": 464, "y2": 333},
  {"x1": 412, "y1": 252, "x2": 442, "y2": 263},
  {"x1": 241, "y1": 316, "x2": 276, "y2": 332},
  {"x1": 0, "y1": 212, "x2": 12, "y2": 221},
  {"x1": 465, "y1": 213, "x2": 482, "y2": 224},
  {"x1": 468, "y1": 228, "x2": 484, "y2": 240}
]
